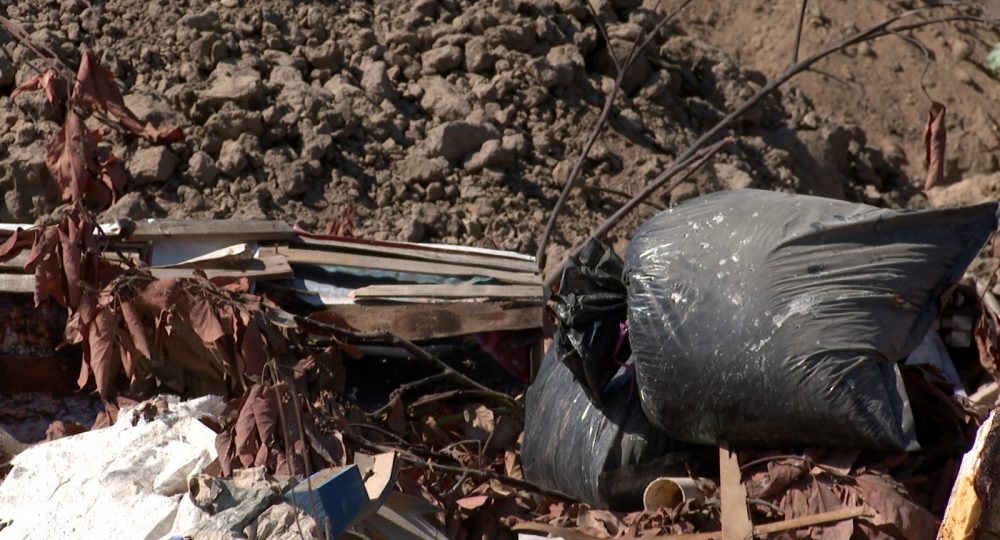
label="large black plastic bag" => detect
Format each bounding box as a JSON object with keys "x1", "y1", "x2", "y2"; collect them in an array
[
  {"x1": 554, "y1": 240, "x2": 629, "y2": 404},
  {"x1": 625, "y1": 189, "x2": 998, "y2": 450},
  {"x1": 521, "y1": 346, "x2": 684, "y2": 509}
]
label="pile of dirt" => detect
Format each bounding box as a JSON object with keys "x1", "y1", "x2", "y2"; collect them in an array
[
  {"x1": 0, "y1": 0, "x2": 996, "y2": 275},
  {"x1": 677, "y1": 0, "x2": 1000, "y2": 185}
]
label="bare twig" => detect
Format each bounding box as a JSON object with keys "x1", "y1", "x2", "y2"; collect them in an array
[
  {"x1": 535, "y1": 0, "x2": 697, "y2": 270},
  {"x1": 582, "y1": 184, "x2": 667, "y2": 211},
  {"x1": 349, "y1": 433, "x2": 570, "y2": 499},
  {"x1": 586, "y1": 1, "x2": 619, "y2": 73},
  {"x1": 792, "y1": 0, "x2": 809, "y2": 65},
  {"x1": 543, "y1": 6, "x2": 998, "y2": 287},
  {"x1": 544, "y1": 136, "x2": 730, "y2": 288}
]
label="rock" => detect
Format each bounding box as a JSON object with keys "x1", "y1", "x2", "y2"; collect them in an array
[
  {"x1": 99, "y1": 191, "x2": 152, "y2": 221},
  {"x1": 421, "y1": 45, "x2": 464, "y2": 74},
  {"x1": 425, "y1": 182, "x2": 445, "y2": 201},
  {"x1": 554, "y1": 0, "x2": 587, "y2": 19},
  {"x1": 178, "y1": 10, "x2": 219, "y2": 32},
  {"x1": 199, "y1": 64, "x2": 265, "y2": 107},
  {"x1": 486, "y1": 25, "x2": 535, "y2": 52},
  {"x1": 398, "y1": 152, "x2": 450, "y2": 184},
  {"x1": 217, "y1": 139, "x2": 248, "y2": 177},
  {"x1": 594, "y1": 39, "x2": 649, "y2": 94},
  {"x1": 412, "y1": 0, "x2": 438, "y2": 17},
  {"x1": 269, "y1": 65, "x2": 303, "y2": 85},
  {"x1": 713, "y1": 162, "x2": 754, "y2": 190},
  {"x1": 465, "y1": 139, "x2": 513, "y2": 171},
  {"x1": 609, "y1": 0, "x2": 642, "y2": 7},
  {"x1": 425, "y1": 121, "x2": 499, "y2": 163},
  {"x1": 501, "y1": 133, "x2": 528, "y2": 155},
  {"x1": 464, "y1": 37, "x2": 495, "y2": 73},
  {"x1": 398, "y1": 217, "x2": 424, "y2": 242},
  {"x1": 419, "y1": 78, "x2": 471, "y2": 121},
  {"x1": 531, "y1": 44, "x2": 584, "y2": 88},
  {"x1": 128, "y1": 146, "x2": 180, "y2": 186},
  {"x1": 188, "y1": 151, "x2": 218, "y2": 186},
  {"x1": 205, "y1": 108, "x2": 264, "y2": 140},
  {"x1": 304, "y1": 41, "x2": 342, "y2": 71},
  {"x1": 220, "y1": 0, "x2": 239, "y2": 7},
  {"x1": 361, "y1": 60, "x2": 394, "y2": 101},
  {"x1": 124, "y1": 92, "x2": 184, "y2": 126},
  {"x1": 278, "y1": 162, "x2": 308, "y2": 197}
]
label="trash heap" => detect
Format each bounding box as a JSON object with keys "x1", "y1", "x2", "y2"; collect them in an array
[
  {"x1": 522, "y1": 190, "x2": 1000, "y2": 539},
  {"x1": 2, "y1": 190, "x2": 1000, "y2": 539}
]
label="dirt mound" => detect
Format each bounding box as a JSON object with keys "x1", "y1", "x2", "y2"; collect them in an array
[
  {"x1": 678, "y1": 0, "x2": 1000, "y2": 185},
  {"x1": 0, "y1": 0, "x2": 993, "y2": 275}
]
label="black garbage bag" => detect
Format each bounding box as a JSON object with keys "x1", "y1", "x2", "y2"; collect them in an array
[
  {"x1": 625, "y1": 189, "x2": 998, "y2": 450},
  {"x1": 522, "y1": 345, "x2": 693, "y2": 510},
  {"x1": 554, "y1": 240, "x2": 629, "y2": 404}
]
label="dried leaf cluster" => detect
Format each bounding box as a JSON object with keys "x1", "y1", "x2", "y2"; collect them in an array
[{"x1": 12, "y1": 49, "x2": 182, "y2": 208}]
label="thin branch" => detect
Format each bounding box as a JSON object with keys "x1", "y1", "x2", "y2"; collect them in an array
[
  {"x1": 544, "y1": 137, "x2": 730, "y2": 288},
  {"x1": 349, "y1": 433, "x2": 570, "y2": 500},
  {"x1": 535, "y1": 0, "x2": 697, "y2": 270},
  {"x1": 543, "y1": 7, "x2": 998, "y2": 288},
  {"x1": 586, "y1": 1, "x2": 619, "y2": 73},
  {"x1": 792, "y1": 0, "x2": 809, "y2": 65},
  {"x1": 582, "y1": 184, "x2": 666, "y2": 211}
]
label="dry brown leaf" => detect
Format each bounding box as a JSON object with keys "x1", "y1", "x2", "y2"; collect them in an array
[
  {"x1": 0, "y1": 227, "x2": 37, "y2": 264},
  {"x1": 457, "y1": 495, "x2": 490, "y2": 510},
  {"x1": 976, "y1": 309, "x2": 1000, "y2": 385},
  {"x1": 234, "y1": 387, "x2": 261, "y2": 468},
  {"x1": 10, "y1": 69, "x2": 60, "y2": 105},
  {"x1": 88, "y1": 307, "x2": 119, "y2": 395},
  {"x1": 190, "y1": 297, "x2": 226, "y2": 343},
  {"x1": 46, "y1": 109, "x2": 103, "y2": 204},
  {"x1": 855, "y1": 472, "x2": 938, "y2": 539},
  {"x1": 73, "y1": 49, "x2": 184, "y2": 144},
  {"x1": 120, "y1": 300, "x2": 151, "y2": 360},
  {"x1": 923, "y1": 101, "x2": 947, "y2": 190}
]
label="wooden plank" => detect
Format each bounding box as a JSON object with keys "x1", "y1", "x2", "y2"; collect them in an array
[
  {"x1": 295, "y1": 236, "x2": 538, "y2": 273},
  {"x1": 0, "y1": 274, "x2": 34, "y2": 294},
  {"x1": 322, "y1": 303, "x2": 541, "y2": 340},
  {"x1": 277, "y1": 246, "x2": 540, "y2": 285},
  {"x1": 350, "y1": 284, "x2": 541, "y2": 300},
  {"x1": 754, "y1": 506, "x2": 871, "y2": 536},
  {"x1": 2, "y1": 251, "x2": 143, "y2": 270},
  {"x1": 0, "y1": 252, "x2": 29, "y2": 271},
  {"x1": 149, "y1": 256, "x2": 293, "y2": 281},
  {"x1": 128, "y1": 219, "x2": 295, "y2": 241},
  {"x1": 719, "y1": 442, "x2": 753, "y2": 540},
  {"x1": 941, "y1": 411, "x2": 997, "y2": 539}
]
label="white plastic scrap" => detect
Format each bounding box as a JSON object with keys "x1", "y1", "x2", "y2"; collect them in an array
[{"x1": 0, "y1": 395, "x2": 225, "y2": 540}]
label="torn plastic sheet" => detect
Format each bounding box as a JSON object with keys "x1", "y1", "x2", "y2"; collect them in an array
[{"x1": 0, "y1": 395, "x2": 224, "y2": 540}]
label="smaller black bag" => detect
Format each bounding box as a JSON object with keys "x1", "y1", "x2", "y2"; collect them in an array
[
  {"x1": 554, "y1": 240, "x2": 629, "y2": 404},
  {"x1": 522, "y1": 345, "x2": 693, "y2": 509}
]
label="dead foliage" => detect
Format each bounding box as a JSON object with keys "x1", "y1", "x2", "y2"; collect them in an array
[
  {"x1": 11, "y1": 49, "x2": 182, "y2": 208},
  {"x1": 923, "y1": 101, "x2": 947, "y2": 191}
]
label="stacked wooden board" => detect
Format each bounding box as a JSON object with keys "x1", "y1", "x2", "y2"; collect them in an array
[{"x1": 0, "y1": 219, "x2": 544, "y2": 343}]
